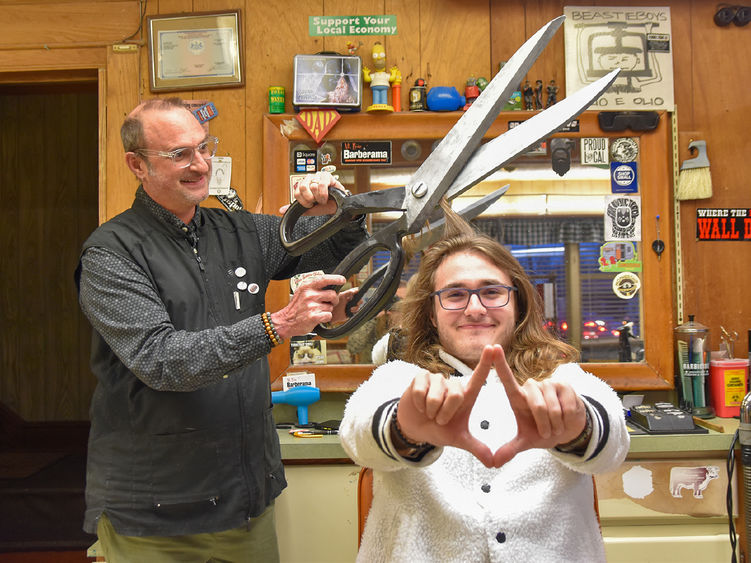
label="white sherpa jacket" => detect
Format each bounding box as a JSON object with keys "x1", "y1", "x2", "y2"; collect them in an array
[{"x1": 339, "y1": 351, "x2": 629, "y2": 563}]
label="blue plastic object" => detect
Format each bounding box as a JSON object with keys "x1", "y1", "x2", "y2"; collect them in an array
[
  {"x1": 271, "y1": 385, "x2": 321, "y2": 425},
  {"x1": 426, "y1": 86, "x2": 466, "y2": 111}
]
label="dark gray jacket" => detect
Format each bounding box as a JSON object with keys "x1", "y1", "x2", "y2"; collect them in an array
[{"x1": 76, "y1": 190, "x2": 365, "y2": 536}]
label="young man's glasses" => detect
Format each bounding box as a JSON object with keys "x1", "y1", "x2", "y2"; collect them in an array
[
  {"x1": 134, "y1": 136, "x2": 219, "y2": 168},
  {"x1": 431, "y1": 284, "x2": 517, "y2": 310}
]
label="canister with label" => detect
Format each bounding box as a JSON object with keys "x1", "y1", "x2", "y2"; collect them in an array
[
  {"x1": 710, "y1": 358, "x2": 749, "y2": 417},
  {"x1": 674, "y1": 315, "x2": 714, "y2": 418},
  {"x1": 269, "y1": 86, "x2": 285, "y2": 114}
]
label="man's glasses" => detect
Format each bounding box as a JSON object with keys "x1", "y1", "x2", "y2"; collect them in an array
[
  {"x1": 134, "y1": 136, "x2": 219, "y2": 168},
  {"x1": 431, "y1": 284, "x2": 517, "y2": 310}
]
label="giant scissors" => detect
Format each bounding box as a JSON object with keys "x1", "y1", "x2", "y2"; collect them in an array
[{"x1": 280, "y1": 16, "x2": 619, "y2": 339}]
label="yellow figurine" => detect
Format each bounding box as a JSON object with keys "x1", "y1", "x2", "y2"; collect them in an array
[{"x1": 362, "y1": 42, "x2": 400, "y2": 112}]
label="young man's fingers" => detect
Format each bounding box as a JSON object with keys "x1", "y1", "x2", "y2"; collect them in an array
[
  {"x1": 423, "y1": 373, "x2": 448, "y2": 420},
  {"x1": 492, "y1": 345, "x2": 525, "y2": 402},
  {"x1": 464, "y1": 345, "x2": 495, "y2": 401},
  {"x1": 434, "y1": 380, "x2": 464, "y2": 425},
  {"x1": 523, "y1": 382, "x2": 552, "y2": 440}
]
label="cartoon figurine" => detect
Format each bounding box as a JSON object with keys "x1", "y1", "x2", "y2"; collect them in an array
[
  {"x1": 534, "y1": 79, "x2": 544, "y2": 109},
  {"x1": 463, "y1": 77, "x2": 481, "y2": 110},
  {"x1": 476, "y1": 76, "x2": 489, "y2": 92},
  {"x1": 522, "y1": 80, "x2": 534, "y2": 110},
  {"x1": 546, "y1": 79, "x2": 558, "y2": 107},
  {"x1": 409, "y1": 78, "x2": 428, "y2": 111},
  {"x1": 362, "y1": 42, "x2": 400, "y2": 112}
]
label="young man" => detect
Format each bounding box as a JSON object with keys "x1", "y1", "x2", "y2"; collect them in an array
[
  {"x1": 340, "y1": 208, "x2": 629, "y2": 562},
  {"x1": 76, "y1": 97, "x2": 366, "y2": 562}
]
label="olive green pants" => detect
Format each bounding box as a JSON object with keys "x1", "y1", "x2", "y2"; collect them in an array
[{"x1": 96, "y1": 503, "x2": 279, "y2": 563}]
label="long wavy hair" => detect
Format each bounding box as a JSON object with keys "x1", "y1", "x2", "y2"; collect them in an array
[{"x1": 399, "y1": 202, "x2": 578, "y2": 383}]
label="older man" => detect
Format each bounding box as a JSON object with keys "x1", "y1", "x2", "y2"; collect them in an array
[
  {"x1": 76, "y1": 97, "x2": 366, "y2": 562},
  {"x1": 340, "y1": 207, "x2": 629, "y2": 563}
]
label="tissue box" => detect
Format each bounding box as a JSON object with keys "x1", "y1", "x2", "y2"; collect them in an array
[{"x1": 293, "y1": 53, "x2": 362, "y2": 111}]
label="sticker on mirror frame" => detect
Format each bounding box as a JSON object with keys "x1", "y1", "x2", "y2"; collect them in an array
[
  {"x1": 610, "y1": 137, "x2": 639, "y2": 162},
  {"x1": 605, "y1": 195, "x2": 642, "y2": 241},
  {"x1": 341, "y1": 141, "x2": 391, "y2": 165},
  {"x1": 580, "y1": 137, "x2": 609, "y2": 165},
  {"x1": 598, "y1": 241, "x2": 642, "y2": 272},
  {"x1": 610, "y1": 161, "x2": 638, "y2": 193},
  {"x1": 293, "y1": 150, "x2": 318, "y2": 173},
  {"x1": 612, "y1": 272, "x2": 641, "y2": 299}
]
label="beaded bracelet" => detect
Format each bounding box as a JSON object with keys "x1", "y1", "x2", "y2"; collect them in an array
[
  {"x1": 555, "y1": 408, "x2": 593, "y2": 454},
  {"x1": 390, "y1": 402, "x2": 434, "y2": 460},
  {"x1": 261, "y1": 312, "x2": 282, "y2": 347}
]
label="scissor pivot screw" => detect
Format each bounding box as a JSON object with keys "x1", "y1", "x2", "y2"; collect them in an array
[{"x1": 411, "y1": 182, "x2": 428, "y2": 198}]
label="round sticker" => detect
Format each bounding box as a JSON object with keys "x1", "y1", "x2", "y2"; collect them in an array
[
  {"x1": 612, "y1": 164, "x2": 636, "y2": 187},
  {"x1": 610, "y1": 137, "x2": 638, "y2": 162},
  {"x1": 612, "y1": 272, "x2": 641, "y2": 299}
]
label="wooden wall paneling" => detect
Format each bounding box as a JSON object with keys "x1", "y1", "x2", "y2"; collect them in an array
[
  {"x1": 0, "y1": 95, "x2": 21, "y2": 416},
  {"x1": 17, "y1": 93, "x2": 45, "y2": 420},
  {"x1": 669, "y1": 2, "x2": 693, "y2": 124},
  {"x1": 385, "y1": 0, "x2": 421, "y2": 113},
  {"x1": 0, "y1": 1, "x2": 140, "y2": 47},
  {"x1": 192, "y1": 0, "x2": 247, "y2": 210},
  {"x1": 251, "y1": 0, "x2": 323, "y2": 209},
  {"x1": 104, "y1": 48, "x2": 141, "y2": 221},
  {"x1": 43, "y1": 93, "x2": 74, "y2": 419},
  {"x1": 0, "y1": 49, "x2": 106, "y2": 74},
  {"x1": 157, "y1": 0, "x2": 194, "y2": 15},
  {"x1": 418, "y1": 0, "x2": 491, "y2": 93},
  {"x1": 490, "y1": 0, "x2": 526, "y2": 77},
  {"x1": 680, "y1": 1, "x2": 751, "y2": 358},
  {"x1": 137, "y1": 0, "x2": 159, "y2": 100}
]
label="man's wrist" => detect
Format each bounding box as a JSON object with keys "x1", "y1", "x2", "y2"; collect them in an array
[
  {"x1": 555, "y1": 408, "x2": 592, "y2": 455},
  {"x1": 390, "y1": 402, "x2": 434, "y2": 460}
]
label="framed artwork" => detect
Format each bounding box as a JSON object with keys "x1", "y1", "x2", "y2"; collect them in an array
[{"x1": 147, "y1": 10, "x2": 243, "y2": 92}]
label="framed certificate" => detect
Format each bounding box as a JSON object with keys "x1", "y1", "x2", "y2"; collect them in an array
[{"x1": 147, "y1": 10, "x2": 244, "y2": 92}]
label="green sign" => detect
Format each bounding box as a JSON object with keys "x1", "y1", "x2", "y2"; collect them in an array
[{"x1": 309, "y1": 15, "x2": 397, "y2": 36}]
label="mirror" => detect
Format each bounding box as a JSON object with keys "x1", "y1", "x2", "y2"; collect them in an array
[{"x1": 262, "y1": 111, "x2": 674, "y2": 391}]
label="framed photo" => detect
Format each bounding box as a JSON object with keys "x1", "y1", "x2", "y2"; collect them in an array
[{"x1": 147, "y1": 10, "x2": 243, "y2": 92}]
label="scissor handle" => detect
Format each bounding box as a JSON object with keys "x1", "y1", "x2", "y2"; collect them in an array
[
  {"x1": 314, "y1": 228, "x2": 405, "y2": 339},
  {"x1": 280, "y1": 186, "x2": 350, "y2": 256}
]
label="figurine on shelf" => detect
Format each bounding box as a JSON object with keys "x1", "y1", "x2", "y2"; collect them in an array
[
  {"x1": 534, "y1": 79, "x2": 544, "y2": 109},
  {"x1": 476, "y1": 76, "x2": 489, "y2": 92},
  {"x1": 463, "y1": 77, "x2": 481, "y2": 110},
  {"x1": 346, "y1": 40, "x2": 362, "y2": 55},
  {"x1": 522, "y1": 80, "x2": 534, "y2": 110},
  {"x1": 546, "y1": 79, "x2": 558, "y2": 107},
  {"x1": 392, "y1": 67, "x2": 403, "y2": 112},
  {"x1": 409, "y1": 78, "x2": 428, "y2": 111},
  {"x1": 363, "y1": 42, "x2": 400, "y2": 113}
]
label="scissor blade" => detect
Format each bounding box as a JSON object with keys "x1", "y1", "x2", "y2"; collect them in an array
[
  {"x1": 403, "y1": 15, "x2": 565, "y2": 232},
  {"x1": 444, "y1": 68, "x2": 621, "y2": 201},
  {"x1": 417, "y1": 185, "x2": 510, "y2": 249}
]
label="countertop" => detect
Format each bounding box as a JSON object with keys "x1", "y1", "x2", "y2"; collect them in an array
[{"x1": 278, "y1": 417, "x2": 740, "y2": 463}]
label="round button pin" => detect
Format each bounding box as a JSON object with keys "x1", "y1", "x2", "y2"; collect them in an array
[
  {"x1": 237, "y1": 281, "x2": 248, "y2": 291},
  {"x1": 248, "y1": 283, "x2": 259, "y2": 294},
  {"x1": 234, "y1": 267, "x2": 246, "y2": 277}
]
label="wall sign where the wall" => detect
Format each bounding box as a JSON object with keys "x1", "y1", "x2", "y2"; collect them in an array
[{"x1": 696, "y1": 208, "x2": 751, "y2": 241}]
